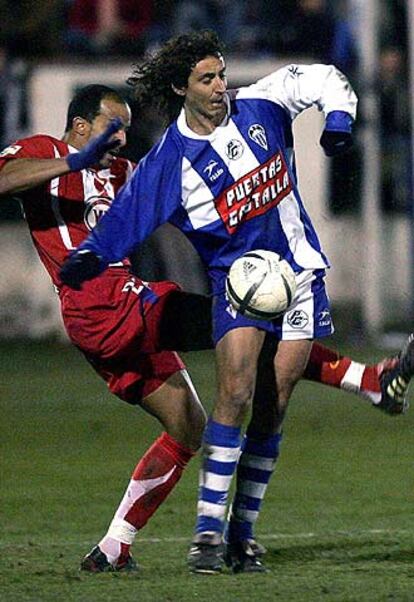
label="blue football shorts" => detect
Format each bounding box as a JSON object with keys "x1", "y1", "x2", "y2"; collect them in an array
[{"x1": 212, "y1": 268, "x2": 334, "y2": 346}]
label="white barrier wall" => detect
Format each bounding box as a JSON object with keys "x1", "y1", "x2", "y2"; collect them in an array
[
  {"x1": 0, "y1": 61, "x2": 410, "y2": 337},
  {"x1": 0, "y1": 223, "x2": 65, "y2": 338}
]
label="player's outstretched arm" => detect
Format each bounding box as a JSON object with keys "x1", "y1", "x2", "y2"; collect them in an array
[
  {"x1": 0, "y1": 117, "x2": 123, "y2": 196},
  {"x1": 61, "y1": 133, "x2": 183, "y2": 290},
  {"x1": 0, "y1": 157, "x2": 71, "y2": 196},
  {"x1": 252, "y1": 64, "x2": 357, "y2": 157}
]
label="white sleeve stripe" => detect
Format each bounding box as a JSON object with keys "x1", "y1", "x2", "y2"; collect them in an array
[{"x1": 50, "y1": 145, "x2": 75, "y2": 250}]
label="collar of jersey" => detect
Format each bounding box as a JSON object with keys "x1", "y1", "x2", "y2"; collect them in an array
[{"x1": 176, "y1": 93, "x2": 230, "y2": 140}]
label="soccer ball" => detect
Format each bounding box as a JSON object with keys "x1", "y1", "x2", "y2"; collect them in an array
[{"x1": 225, "y1": 250, "x2": 297, "y2": 320}]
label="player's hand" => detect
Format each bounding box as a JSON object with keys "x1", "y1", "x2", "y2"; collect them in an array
[
  {"x1": 320, "y1": 111, "x2": 354, "y2": 157},
  {"x1": 66, "y1": 117, "x2": 123, "y2": 172},
  {"x1": 60, "y1": 250, "x2": 104, "y2": 290}
]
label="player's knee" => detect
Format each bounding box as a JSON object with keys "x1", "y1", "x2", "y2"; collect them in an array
[
  {"x1": 186, "y1": 399, "x2": 207, "y2": 450},
  {"x1": 169, "y1": 389, "x2": 207, "y2": 451},
  {"x1": 276, "y1": 376, "x2": 298, "y2": 407},
  {"x1": 164, "y1": 416, "x2": 203, "y2": 451},
  {"x1": 277, "y1": 378, "x2": 298, "y2": 400},
  {"x1": 217, "y1": 374, "x2": 255, "y2": 415}
]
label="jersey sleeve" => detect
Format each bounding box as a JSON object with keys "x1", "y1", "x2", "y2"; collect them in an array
[
  {"x1": 0, "y1": 135, "x2": 56, "y2": 169},
  {"x1": 243, "y1": 63, "x2": 358, "y2": 121},
  {"x1": 77, "y1": 134, "x2": 183, "y2": 264}
]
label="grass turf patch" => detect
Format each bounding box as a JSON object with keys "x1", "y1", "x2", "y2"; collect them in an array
[{"x1": 1, "y1": 341, "x2": 414, "y2": 601}]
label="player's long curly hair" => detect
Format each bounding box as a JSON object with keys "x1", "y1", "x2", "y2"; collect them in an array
[{"x1": 127, "y1": 30, "x2": 225, "y2": 124}]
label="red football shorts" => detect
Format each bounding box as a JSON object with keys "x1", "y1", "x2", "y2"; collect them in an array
[{"x1": 60, "y1": 268, "x2": 185, "y2": 404}]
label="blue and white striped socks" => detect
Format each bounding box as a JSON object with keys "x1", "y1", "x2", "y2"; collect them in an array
[
  {"x1": 225, "y1": 431, "x2": 282, "y2": 542},
  {"x1": 195, "y1": 418, "x2": 242, "y2": 535}
]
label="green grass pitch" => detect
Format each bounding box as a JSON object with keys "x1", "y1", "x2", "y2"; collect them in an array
[{"x1": 1, "y1": 340, "x2": 414, "y2": 601}]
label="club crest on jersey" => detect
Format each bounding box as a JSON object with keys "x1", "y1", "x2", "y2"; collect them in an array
[
  {"x1": 203, "y1": 159, "x2": 224, "y2": 182},
  {"x1": 84, "y1": 197, "x2": 111, "y2": 230},
  {"x1": 226, "y1": 139, "x2": 244, "y2": 160},
  {"x1": 286, "y1": 309, "x2": 309, "y2": 329},
  {"x1": 0, "y1": 144, "x2": 22, "y2": 157},
  {"x1": 248, "y1": 124, "x2": 268, "y2": 151}
]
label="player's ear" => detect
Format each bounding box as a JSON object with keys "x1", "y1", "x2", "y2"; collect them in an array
[
  {"x1": 72, "y1": 116, "x2": 91, "y2": 137},
  {"x1": 171, "y1": 83, "x2": 186, "y2": 97}
]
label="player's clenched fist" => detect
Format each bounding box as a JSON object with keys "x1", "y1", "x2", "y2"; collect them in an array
[
  {"x1": 60, "y1": 250, "x2": 104, "y2": 289},
  {"x1": 66, "y1": 117, "x2": 123, "y2": 171}
]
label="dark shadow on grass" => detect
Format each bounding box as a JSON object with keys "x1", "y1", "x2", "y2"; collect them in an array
[{"x1": 265, "y1": 539, "x2": 414, "y2": 565}]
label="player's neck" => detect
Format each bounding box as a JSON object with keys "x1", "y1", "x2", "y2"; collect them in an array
[
  {"x1": 62, "y1": 131, "x2": 81, "y2": 150},
  {"x1": 184, "y1": 106, "x2": 225, "y2": 136}
]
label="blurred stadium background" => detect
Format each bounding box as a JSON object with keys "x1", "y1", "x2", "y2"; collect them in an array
[{"x1": 0, "y1": 0, "x2": 412, "y2": 343}]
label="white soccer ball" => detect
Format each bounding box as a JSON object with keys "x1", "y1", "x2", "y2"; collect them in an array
[{"x1": 225, "y1": 250, "x2": 297, "y2": 320}]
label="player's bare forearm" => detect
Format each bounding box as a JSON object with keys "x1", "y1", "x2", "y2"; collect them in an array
[{"x1": 0, "y1": 158, "x2": 71, "y2": 196}]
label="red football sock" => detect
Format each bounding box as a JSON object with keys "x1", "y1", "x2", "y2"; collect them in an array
[
  {"x1": 304, "y1": 342, "x2": 350, "y2": 386},
  {"x1": 98, "y1": 432, "x2": 194, "y2": 564},
  {"x1": 304, "y1": 342, "x2": 381, "y2": 395},
  {"x1": 125, "y1": 431, "x2": 194, "y2": 528},
  {"x1": 360, "y1": 365, "x2": 381, "y2": 393}
]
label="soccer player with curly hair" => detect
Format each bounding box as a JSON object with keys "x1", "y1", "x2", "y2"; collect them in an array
[{"x1": 60, "y1": 31, "x2": 414, "y2": 574}]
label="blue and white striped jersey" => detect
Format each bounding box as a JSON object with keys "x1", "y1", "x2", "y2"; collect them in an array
[{"x1": 80, "y1": 63, "x2": 357, "y2": 294}]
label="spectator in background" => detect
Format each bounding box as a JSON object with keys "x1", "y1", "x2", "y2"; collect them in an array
[
  {"x1": 330, "y1": 0, "x2": 358, "y2": 78},
  {"x1": 171, "y1": 1, "x2": 249, "y2": 51},
  {"x1": 0, "y1": 1, "x2": 65, "y2": 149},
  {"x1": 170, "y1": 0, "x2": 211, "y2": 36},
  {"x1": 0, "y1": 43, "x2": 30, "y2": 157},
  {"x1": 66, "y1": 0, "x2": 154, "y2": 57},
  {"x1": 0, "y1": 0, "x2": 64, "y2": 59},
  {"x1": 380, "y1": 0, "x2": 408, "y2": 51},
  {"x1": 261, "y1": 0, "x2": 336, "y2": 62},
  {"x1": 0, "y1": 0, "x2": 60, "y2": 159},
  {"x1": 378, "y1": 45, "x2": 411, "y2": 213},
  {"x1": 0, "y1": 41, "x2": 31, "y2": 221},
  {"x1": 145, "y1": 0, "x2": 177, "y2": 52}
]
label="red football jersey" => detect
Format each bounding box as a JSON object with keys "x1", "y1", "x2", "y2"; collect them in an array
[
  {"x1": 0, "y1": 135, "x2": 135, "y2": 285},
  {"x1": 0, "y1": 135, "x2": 185, "y2": 402}
]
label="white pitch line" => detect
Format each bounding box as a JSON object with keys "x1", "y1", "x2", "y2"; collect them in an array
[
  {"x1": 1, "y1": 528, "x2": 413, "y2": 549},
  {"x1": 136, "y1": 528, "x2": 414, "y2": 543},
  {"x1": 124, "y1": 528, "x2": 414, "y2": 544}
]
